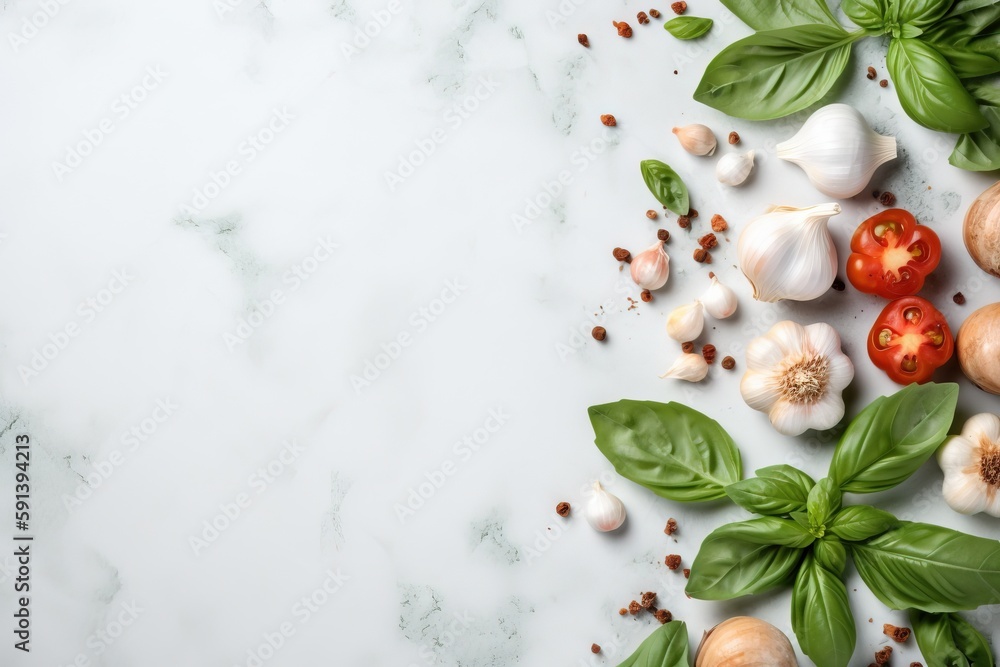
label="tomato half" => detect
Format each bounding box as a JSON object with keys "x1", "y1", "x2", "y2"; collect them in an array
[
  {"x1": 847, "y1": 209, "x2": 941, "y2": 298},
  {"x1": 868, "y1": 296, "x2": 954, "y2": 385}
]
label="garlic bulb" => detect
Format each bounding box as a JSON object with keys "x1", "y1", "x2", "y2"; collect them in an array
[
  {"x1": 585, "y1": 481, "x2": 626, "y2": 532},
  {"x1": 738, "y1": 203, "x2": 841, "y2": 302},
  {"x1": 667, "y1": 301, "x2": 705, "y2": 341},
  {"x1": 672, "y1": 124, "x2": 717, "y2": 156},
  {"x1": 715, "y1": 150, "x2": 755, "y2": 186},
  {"x1": 777, "y1": 104, "x2": 896, "y2": 199},
  {"x1": 938, "y1": 413, "x2": 1000, "y2": 517},
  {"x1": 696, "y1": 617, "x2": 798, "y2": 667},
  {"x1": 701, "y1": 274, "x2": 738, "y2": 319},
  {"x1": 660, "y1": 352, "x2": 709, "y2": 382},
  {"x1": 630, "y1": 241, "x2": 670, "y2": 290},
  {"x1": 741, "y1": 321, "x2": 854, "y2": 436}
]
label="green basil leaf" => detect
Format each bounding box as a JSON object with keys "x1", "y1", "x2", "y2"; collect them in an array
[
  {"x1": 951, "y1": 82, "x2": 1000, "y2": 172},
  {"x1": 588, "y1": 400, "x2": 741, "y2": 502},
  {"x1": 828, "y1": 505, "x2": 898, "y2": 542},
  {"x1": 639, "y1": 161, "x2": 689, "y2": 215},
  {"x1": 900, "y1": 23, "x2": 925, "y2": 37},
  {"x1": 843, "y1": 0, "x2": 888, "y2": 30},
  {"x1": 686, "y1": 522, "x2": 805, "y2": 600},
  {"x1": 851, "y1": 522, "x2": 1000, "y2": 612},
  {"x1": 807, "y1": 477, "x2": 842, "y2": 534},
  {"x1": 922, "y1": 3, "x2": 1000, "y2": 77},
  {"x1": 929, "y1": 43, "x2": 1000, "y2": 79},
  {"x1": 693, "y1": 25, "x2": 858, "y2": 121},
  {"x1": 887, "y1": 39, "x2": 989, "y2": 133},
  {"x1": 815, "y1": 536, "x2": 848, "y2": 574},
  {"x1": 725, "y1": 464, "x2": 815, "y2": 516},
  {"x1": 910, "y1": 610, "x2": 995, "y2": 667},
  {"x1": 720, "y1": 0, "x2": 839, "y2": 30},
  {"x1": 829, "y1": 382, "x2": 958, "y2": 494},
  {"x1": 896, "y1": 0, "x2": 952, "y2": 27},
  {"x1": 792, "y1": 556, "x2": 856, "y2": 667},
  {"x1": 715, "y1": 516, "x2": 816, "y2": 548},
  {"x1": 790, "y1": 510, "x2": 812, "y2": 532},
  {"x1": 618, "y1": 621, "x2": 689, "y2": 667},
  {"x1": 664, "y1": 16, "x2": 713, "y2": 40}
]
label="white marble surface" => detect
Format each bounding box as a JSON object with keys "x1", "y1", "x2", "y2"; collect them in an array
[{"x1": 2, "y1": 0, "x2": 1000, "y2": 665}]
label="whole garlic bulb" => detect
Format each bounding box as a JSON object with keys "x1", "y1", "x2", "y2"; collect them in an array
[
  {"x1": 738, "y1": 203, "x2": 841, "y2": 302},
  {"x1": 667, "y1": 301, "x2": 705, "y2": 341},
  {"x1": 938, "y1": 413, "x2": 1000, "y2": 517},
  {"x1": 673, "y1": 124, "x2": 717, "y2": 156},
  {"x1": 630, "y1": 241, "x2": 670, "y2": 290},
  {"x1": 660, "y1": 352, "x2": 709, "y2": 382},
  {"x1": 585, "y1": 481, "x2": 626, "y2": 532},
  {"x1": 716, "y1": 150, "x2": 755, "y2": 187},
  {"x1": 777, "y1": 104, "x2": 896, "y2": 199},
  {"x1": 701, "y1": 275, "x2": 738, "y2": 319},
  {"x1": 696, "y1": 617, "x2": 798, "y2": 667}
]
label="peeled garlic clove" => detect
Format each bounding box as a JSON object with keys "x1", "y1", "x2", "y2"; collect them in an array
[
  {"x1": 585, "y1": 481, "x2": 626, "y2": 532},
  {"x1": 673, "y1": 124, "x2": 717, "y2": 156},
  {"x1": 737, "y1": 203, "x2": 841, "y2": 302},
  {"x1": 696, "y1": 617, "x2": 797, "y2": 667},
  {"x1": 715, "y1": 150, "x2": 755, "y2": 187},
  {"x1": 666, "y1": 301, "x2": 705, "y2": 341},
  {"x1": 659, "y1": 352, "x2": 709, "y2": 382},
  {"x1": 777, "y1": 103, "x2": 896, "y2": 199},
  {"x1": 701, "y1": 275, "x2": 738, "y2": 319},
  {"x1": 630, "y1": 241, "x2": 670, "y2": 290}
]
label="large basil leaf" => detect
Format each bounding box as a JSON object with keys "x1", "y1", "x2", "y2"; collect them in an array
[
  {"x1": 829, "y1": 382, "x2": 958, "y2": 494},
  {"x1": 807, "y1": 477, "x2": 841, "y2": 535},
  {"x1": 921, "y1": 3, "x2": 1000, "y2": 79},
  {"x1": 588, "y1": 400, "x2": 741, "y2": 502},
  {"x1": 851, "y1": 522, "x2": 1000, "y2": 612},
  {"x1": 618, "y1": 621, "x2": 689, "y2": 667},
  {"x1": 639, "y1": 161, "x2": 689, "y2": 215},
  {"x1": 792, "y1": 556, "x2": 856, "y2": 667},
  {"x1": 843, "y1": 0, "x2": 888, "y2": 30},
  {"x1": 725, "y1": 464, "x2": 815, "y2": 516},
  {"x1": 694, "y1": 25, "x2": 859, "y2": 121},
  {"x1": 896, "y1": 0, "x2": 952, "y2": 27},
  {"x1": 951, "y1": 82, "x2": 1000, "y2": 171},
  {"x1": 715, "y1": 516, "x2": 816, "y2": 548},
  {"x1": 910, "y1": 610, "x2": 995, "y2": 667},
  {"x1": 886, "y1": 39, "x2": 989, "y2": 133},
  {"x1": 814, "y1": 536, "x2": 848, "y2": 574},
  {"x1": 828, "y1": 505, "x2": 898, "y2": 542},
  {"x1": 686, "y1": 522, "x2": 805, "y2": 600},
  {"x1": 664, "y1": 16, "x2": 713, "y2": 40},
  {"x1": 720, "y1": 0, "x2": 839, "y2": 30}
]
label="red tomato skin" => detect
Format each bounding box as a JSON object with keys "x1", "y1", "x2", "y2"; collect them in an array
[
  {"x1": 847, "y1": 209, "x2": 941, "y2": 299},
  {"x1": 867, "y1": 296, "x2": 954, "y2": 385}
]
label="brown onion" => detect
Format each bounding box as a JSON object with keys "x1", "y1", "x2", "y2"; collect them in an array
[
  {"x1": 696, "y1": 616, "x2": 798, "y2": 667},
  {"x1": 964, "y1": 180, "x2": 1000, "y2": 278},
  {"x1": 958, "y1": 303, "x2": 1000, "y2": 395}
]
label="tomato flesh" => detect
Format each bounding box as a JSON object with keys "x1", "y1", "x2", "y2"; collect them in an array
[
  {"x1": 847, "y1": 209, "x2": 941, "y2": 298},
  {"x1": 867, "y1": 296, "x2": 954, "y2": 385}
]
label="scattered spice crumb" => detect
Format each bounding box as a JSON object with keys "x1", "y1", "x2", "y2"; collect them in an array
[
  {"x1": 872, "y1": 190, "x2": 880, "y2": 199},
  {"x1": 613, "y1": 247, "x2": 631, "y2": 262},
  {"x1": 728, "y1": 131, "x2": 740, "y2": 145},
  {"x1": 657, "y1": 228, "x2": 670, "y2": 242},
  {"x1": 677, "y1": 215, "x2": 691, "y2": 229},
  {"x1": 880, "y1": 191, "x2": 896, "y2": 206},
  {"x1": 627, "y1": 297, "x2": 638, "y2": 311},
  {"x1": 619, "y1": 608, "x2": 628, "y2": 616},
  {"x1": 711, "y1": 214, "x2": 728, "y2": 232},
  {"x1": 641, "y1": 289, "x2": 653, "y2": 303},
  {"x1": 671, "y1": 1, "x2": 687, "y2": 14},
  {"x1": 601, "y1": 114, "x2": 617, "y2": 127},
  {"x1": 637, "y1": 11, "x2": 649, "y2": 24},
  {"x1": 665, "y1": 518, "x2": 678, "y2": 535},
  {"x1": 693, "y1": 248, "x2": 710, "y2": 263},
  {"x1": 698, "y1": 233, "x2": 718, "y2": 250},
  {"x1": 640, "y1": 591, "x2": 657, "y2": 609},
  {"x1": 649, "y1": 8, "x2": 661, "y2": 18},
  {"x1": 683, "y1": 568, "x2": 690, "y2": 578},
  {"x1": 578, "y1": 33, "x2": 589, "y2": 47},
  {"x1": 592, "y1": 326, "x2": 607, "y2": 342},
  {"x1": 654, "y1": 609, "x2": 672, "y2": 624},
  {"x1": 880, "y1": 79, "x2": 889, "y2": 88},
  {"x1": 689, "y1": 208, "x2": 699, "y2": 218},
  {"x1": 721, "y1": 356, "x2": 736, "y2": 370},
  {"x1": 681, "y1": 342, "x2": 695, "y2": 354},
  {"x1": 665, "y1": 554, "x2": 682, "y2": 570},
  {"x1": 911, "y1": 663, "x2": 923, "y2": 667},
  {"x1": 832, "y1": 277, "x2": 846, "y2": 291},
  {"x1": 556, "y1": 502, "x2": 570, "y2": 517},
  {"x1": 702, "y1": 344, "x2": 717, "y2": 364},
  {"x1": 954, "y1": 292, "x2": 966, "y2": 305},
  {"x1": 646, "y1": 209, "x2": 658, "y2": 220},
  {"x1": 869, "y1": 618, "x2": 874, "y2": 623},
  {"x1": 884, "y1": 624, "x2": 911, "y2": 643},
  {"x1": 875, "y1": 646, "x2": 893, "y2": 665},
  {"x1": 628, "y1": 600, "x2": 641, "y2": 615},
  {"x1": 673, "y1": 69, "x2": 678, "y2": 75},
  {"x1": 591, "y1": 644, "x2": 601, "y2": 654},
  {"x1": 867, "y1": 65, "x2": 877, "y2": 80},
  {"x1": 613, "y1": 20, "x2": 633, "y2": 37}
]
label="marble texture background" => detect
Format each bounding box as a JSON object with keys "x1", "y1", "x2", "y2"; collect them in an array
[{"x1": 1, "y1": 0, "x2": 999, "y2": 665}]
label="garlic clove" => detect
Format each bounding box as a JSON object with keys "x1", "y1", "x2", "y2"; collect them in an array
[
  {"x1": 672, "y1": 124, "x2": 717, "y2": 156},
  {"x1": 715, "y1": 150, "x2": 755, "y2": 187},
  {"x1": 777, "y1": 103, "x2": 896, "y2": 199},
  {"x1": 660, "y1": 352, "x2": 709, "y2": 382},
  {"x1": 943, "y1": 474, "x2": 989, "y2": 515},
  {"x1": 808, "y1": 392, "x2": 847, "y2": 431},
  {"x1": 701, "y1": 274, "x2": 738, "y2": 319},
  {"x1": 963, "y1": 412, "x2": 1000, "y2": 442},
  {"x1": 739, "y1": 371, "x2": 782, "y2": 411},
  {"x1": 585, "y1": 481, "x2": 627, "y2": 532},
  {"x1": 666, "y1": 301, "x2": 705, "y2": 341},
  {"x1": 630, "y1": 241, "x2": 670, "y2": 290}
]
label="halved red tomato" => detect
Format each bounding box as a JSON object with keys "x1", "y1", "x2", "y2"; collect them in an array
[
  {"x1": 847, "y1": 209, "x2": 941, "y2": 298},
  {"x1": 868, "y1": 296, "x2": 954, "y2": 385}
]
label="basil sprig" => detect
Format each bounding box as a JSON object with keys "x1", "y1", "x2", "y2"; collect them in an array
[{"x1": 910, "y1": 610, "x2": 995, "y2": 666}]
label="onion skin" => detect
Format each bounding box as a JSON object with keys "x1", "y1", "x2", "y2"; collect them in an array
[
  {"x1": 964, "y1": 180, "x2": 1000, "y2": 279},
  {"x1": 958, "y1": 303, "x2": 1000, "y2": 395},
  {"x1": 696, "y1": 616, "x2": 798, "y2": 667}
]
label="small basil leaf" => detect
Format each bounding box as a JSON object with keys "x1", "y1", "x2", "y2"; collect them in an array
[
  {"x1": 693, "y1": 25, "x2": 858, "y2": 121},
  {"x1": 929, "y1": 43, "x2": 1000, "y2": 79},
  {"x1": 910, "y1": 610, "x2": 995, "y2": 667},
  {"x1": 686, "y1": 523, "x2": 804, "y2": 600},
  {"x1": 792, "y1": 556, "x2": 856, "y2": 667},
  {"x1": 664, "y1": 16, "x2": 713, "y2": 40},
  {"x1": 617, "y1": 621, "x2": 689, "y2": 667},
  {"x1": 806, "y1": 478, "x2": 842, "y2": 534},
  {"x1": 921, "y1": 4, "x2": 1000, "y2": 77},
  {"x1": 851, "y1": 522, "x2": 1000, "y2": 612},
  {"x1": 886, "y1": 39, "x2": 989, "y2": 133},
  {"x1": 951, "y1": 82, "x2": 1000, "y2": 172},
  {"x1": 725, "y1": 464, "x2": 815, "y2": 516},
  {"x1": 639, "y1": 160, "x2": 689, "y2": 215},
  {"x1": 714, "y1": 516, "x2": 816, "y2": 548},
  {"x1": 829, "y1": 382, "x2": 958, "y2": 494},
  {"x1": 896, "y1": 0, "x2": 952, "y2": 27},
  {"x1": 588, "y1": 400, "x2": 741, "y2": 502},
  {"x1": 828, "y1": 505, "x2": 898, "y2": 542},
  {"x1": 791, "y1": 511, "x2": 812, "y2": 532},
  {"x1": 720, "y1": 0, "x2": 839, "y2": 30},
  {"x1": 814, "y1": 536, "x2": 848, "y2": 574},
  {"x1": 842, "y1": 0, "x2": 888, "y2": 30}
]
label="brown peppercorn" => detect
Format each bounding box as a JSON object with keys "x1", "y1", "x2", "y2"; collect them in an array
[
  {"x1": 702, "y1": 344, "x2": 717, "y2": 364},
  {"x1": 698, "y1": 233, "x2": 718, "y2": 250},
  {"x1": 613, "y1": 20, "x2": 633, "y2": 37},
  {"x1": 640, "y1": 289, "x2": 653, "y2": 303},
  {"x1": 728, "y1": 131, "x2": 740, "y2": 145},
  {"x1": 681, "y1": 342, "x2": 695, "y2": 354},
  {"x1": 677, "y1": 215, "x2": 691, "y2": 229},
  {"x1": 591, "y1": 644, "x2": 601, "y2": 654},
  {"x1": 682, "y1": 568, "x2": 690, "y2": 578},
  {"x1": 619, "y1": 607, "x2": 628, "y2": 616},
  {"x1": 867, "y1": 65, "x2": 877, "y2": 80},
  {"x1": 556, "y1": 502, "x2": 570, "y2": 517},
  {"x1": 880, "y1": 191, "x2": 896, "y2": 206},
  {"x1": 693, "y1": 248, "x2": 709, "y2": 263},
  {"x1": 721, "y1": 356, "x2": 736, "y2": 370},
  {"x1": 654, "y1": 608, "x2": 672, "y2": 624},
  {"x1": 645, "y1": 209, "x2": 658, "y2": 221},
  {"x1": 637, "y1": 11, "x2": 649, "y2": 24},
  {"x1": 832, "y1": 277, "x2": 846, "y2": 291},
  {"x1": 664, "y1": 517, "x2": 678, "y2": 535},
  {"x1": 665, "y1": 554, "x2": 682, "y2": 570},
  {"x1": 688, "y1": 208, "x2": 699, "y2": 218},
  {"x1": 875, "y1": 646, "x2": 893, "y2": 665},
  {"x1": 640, "y1": 591, "x2": 657, "y2": 609},
  {"x1": 911, "y1": 663, "x2": 924, "y2": 667},
  {"x1": 671, "y1": 1, "x2": 687, "y2": 14},
  {"x1": 649, "y1": 8, "x2": 661, "y2": 18},
  {"x1": 628, "y1": 600, "x2": 641, "y2": 615},
  {"x1": 880, "y1": 78, "x2": 889, "y2": 88},
  {"x1": 657, "y1": 228, "x2": 670, "y2": 242},
  {"x1": 711, "y1": 214, "x2": 728, "y2": 232},
  {"x1": 578, "y1": 33, "x2": 589, "y2": 47},
  {"x1": 883, "y1": 624, "x2": 911, "y2": 643},
  {"x1": 601, "y1": 114, "x2": 617, "y2": 127},
  {"x1": 954, "y1": 292, "x2": 966, "y2": 305},
  {"x1": 613, "y1": 247, "x2": 631, "y2": 262},
  {"x1": 592, "y1": 326, "x2": 607, "y2": 342}
]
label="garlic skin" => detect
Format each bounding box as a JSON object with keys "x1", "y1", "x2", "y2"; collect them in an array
[
  {"x1": 738, "y1": 203, "x2": 841, "y2": 302},
  {"x1": 740, "y1": 321, "x2": 854, "y2": 436},
  {"x1": 701, "y1": 275, "x2": 738, "y2": 319},
  {"x1": 585, "y1": 481, "x2": 627, "y2": 532},
  {"x1": 666, "y1": 301, "x2": 705, "y2": 341},
  {"x1": 672, "y1": 124, "x2": 717, "y2": 156},
  {"x1": 696, "y1": 617, "x2": 798, "y2": 667},
  {"x1": 630, "y1": 241, "x2": 670, "y2": 290},
  {"x1": 777, "y1": 104, "x2": 896, "y2": 199},
  {"x1": 660, "y1": 352, "x2": 709, "y2": 382},
  {"x1": 938, "y1": 413, "x2": 1000, "y2": 517},
  {"x1": 715, "y1": 150, "x2": 755, "y2": 186}
]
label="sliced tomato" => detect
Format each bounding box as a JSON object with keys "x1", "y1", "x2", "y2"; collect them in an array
[
  {"x1": 847, "y1": 209, "x2": 941, "y2": 298},
  {"x1": 867, "y1": 296, "x2": 954, "y2": 385}
]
